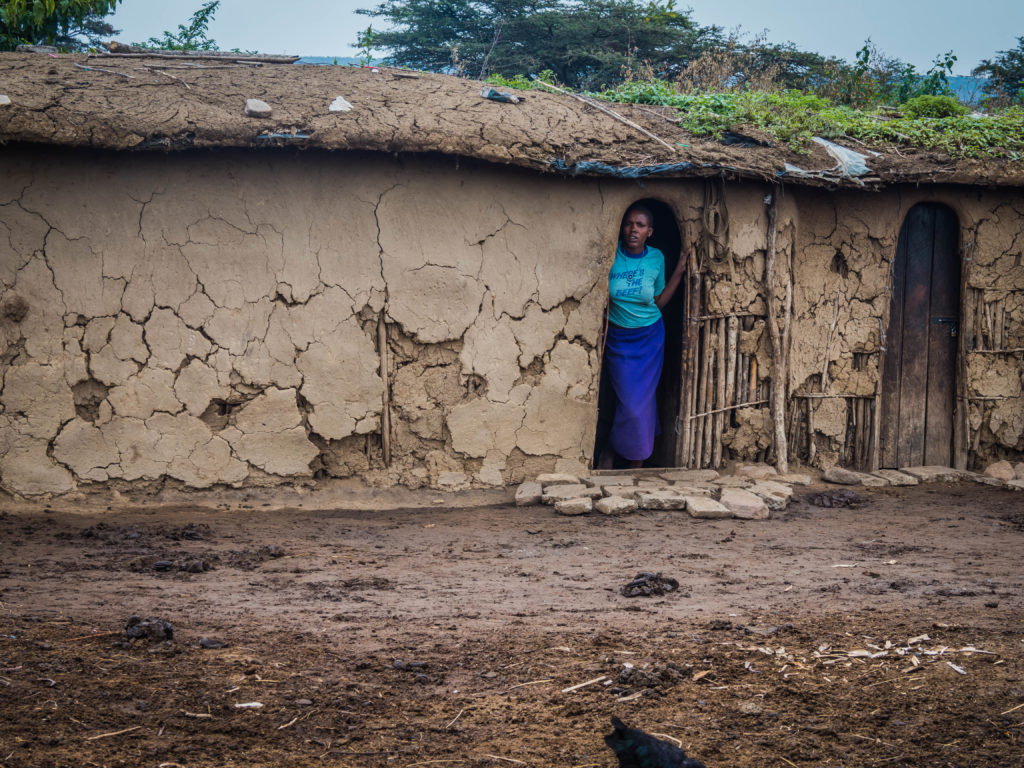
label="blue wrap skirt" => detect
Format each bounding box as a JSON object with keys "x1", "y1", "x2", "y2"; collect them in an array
[{"x1": 604, "y1": 317, "x2": 664, "y2": 461}]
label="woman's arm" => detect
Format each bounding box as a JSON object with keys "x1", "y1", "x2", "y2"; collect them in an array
[{"x1": 655, "y1": 248, "x2": 688, "y2": 309}]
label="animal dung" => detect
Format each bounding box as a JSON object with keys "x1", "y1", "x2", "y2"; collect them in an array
[{"x1": 620, "y1": 572, "x2": 679, "y2": 597}]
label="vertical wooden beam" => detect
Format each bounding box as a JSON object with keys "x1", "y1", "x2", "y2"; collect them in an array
[
  {"x1": 763, "y1": 194, "x2": 789, "y2": 472},
  {"x1": 712, "y1": 318, "x2": 726, "y2": 468}
]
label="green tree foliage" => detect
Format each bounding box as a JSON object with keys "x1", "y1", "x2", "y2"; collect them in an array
[
  {"x1": 356, "y1": 0, "x2": 720, "y2": 89},
  {"x1": 821, "y1": 40, "x2": 956, "y2": 107},
  {"x1": 0, "y1": 0, "x2": 119, "y2": 50},
  {"x1": 974, "y1": 36, "x2": 1024, "y2": 105},
  {"x1": 136, "y1": 0, "x2": 220, "y2": 51}
]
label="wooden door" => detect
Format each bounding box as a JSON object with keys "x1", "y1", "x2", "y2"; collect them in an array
[{"x1": 880, "y1": 204, "x2": 960, "y2": 467}]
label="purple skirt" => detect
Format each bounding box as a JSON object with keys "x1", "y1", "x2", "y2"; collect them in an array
[{"x1": 605, "y1": 317, "x2": 664, "y2": 461}]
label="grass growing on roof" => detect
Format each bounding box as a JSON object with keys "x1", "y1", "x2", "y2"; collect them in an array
[{"x1": 485, "y1": 74, "x2": 1024, "y2": 159}]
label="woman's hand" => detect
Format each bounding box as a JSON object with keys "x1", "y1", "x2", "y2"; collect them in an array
[{"x1": 655, "y1": 246, "x2": 688, "y2": 310}]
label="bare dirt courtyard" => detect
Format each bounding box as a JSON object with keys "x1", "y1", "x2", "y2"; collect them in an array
[{"x1": 1, "y1": 479, "x2": 1023, "y2": 768}]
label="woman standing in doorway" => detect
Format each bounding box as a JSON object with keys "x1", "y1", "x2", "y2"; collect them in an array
[{"x1": 598, "y1": 204, "x2": 687, "y2": 469}]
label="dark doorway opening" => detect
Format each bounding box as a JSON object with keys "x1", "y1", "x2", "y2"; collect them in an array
[
  {"x1": 593, "y1": 198, "x2": 684, "y2": 468},
  {"x1": 880, "y1": 203, "x2": 961, "y2": 467}
]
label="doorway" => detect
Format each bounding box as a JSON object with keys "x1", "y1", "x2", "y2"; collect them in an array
[
  {"x1": 593, "y1": 199, "x2": 684, "y2": 468},
  {"x1": 880, "y1": 203, "x2": 961, "y2": 467}
]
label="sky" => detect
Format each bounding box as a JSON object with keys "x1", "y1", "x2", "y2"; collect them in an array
[{"x1": 107, "y1": 0, "x2": 1023, "y2": 73}]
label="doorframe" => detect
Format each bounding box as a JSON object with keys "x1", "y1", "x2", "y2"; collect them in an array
[
  {"x1": 877, "y1": 200, "x2": 966, "y2": 470},
  {"x1": 592, "y1": 196, "x2": 686, "y2": 469}
]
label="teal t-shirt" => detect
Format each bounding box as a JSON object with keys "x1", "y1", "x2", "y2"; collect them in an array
[{"x1": 607, "y1": 244, "x2": 666, "y2": 328}]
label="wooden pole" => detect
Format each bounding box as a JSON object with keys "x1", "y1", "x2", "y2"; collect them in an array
[
  {"x1": 712, "y1": 318, "x2": 727, "y2": 468},
  {"x1": 530, "y1": 79, "x2": 677, "y2": 154},
  {"x1": 377, "y1": 313, "x2": 392, "y2": 467},
  {"x1": 724, "y1": 315, "x2": 738, "y2": 465},
  {"x1": 676, "y1": 241, "x2": 699, "y2": 467},
  {"x1": 763, "y1": 193, "x2": 789, "y2": 472}
]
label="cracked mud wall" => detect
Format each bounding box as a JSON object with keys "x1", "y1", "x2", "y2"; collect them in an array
[
  {"x1": 3, "y1": 145, "x2": 1021, "y2": 496},
  {"x1": 1, "y1": 147, "x2": 669, "y2": 495},
  {"x1": 788, "y1": 185, "x2": 1024, "y2": 469}
]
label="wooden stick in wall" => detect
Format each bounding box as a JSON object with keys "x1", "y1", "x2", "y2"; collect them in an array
[
  {"x1": 763, "y1": 193, "x2": 789, "y2": 472},
  {"x1": 724, "y1": 315, "x2": 738, "y2": 463},
  {"x1": 703, "y1": 318, "x2": 717, "y2": 467},
  {"x1": 712, "y1": 318, "x2": 727, "y2": 468},
  {"x1": 699, "y1": 317, "x2": 715, "y2": 467},
  {"x1": 377, "y1": 313, "x2": 392, "y2": 467}
]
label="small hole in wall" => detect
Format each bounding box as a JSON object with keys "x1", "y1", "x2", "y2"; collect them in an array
[
  {"x1": 853, "y1": 352, "x2": 870, "y2": 371},
  {"x1": 200, "y1": 399, "x2": 243, "y2": 431},
  {"x1": 830, "y1": 250, "x2": 850, "y2": 279},
  {"x1": 72, "y1": 379, "x2": 111, "y2": 423}
]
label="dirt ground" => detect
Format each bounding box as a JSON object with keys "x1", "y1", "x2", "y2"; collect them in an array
[{"x1": 1, "y1": 479, "x2": 1023, "y2": 768}]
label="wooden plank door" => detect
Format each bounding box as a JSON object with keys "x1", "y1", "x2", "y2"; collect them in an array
[{"x1": 880, "y1": 204, "x2": 960, "y2": 467}]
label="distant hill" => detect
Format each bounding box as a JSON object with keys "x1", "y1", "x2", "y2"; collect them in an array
[
  {"x1": 948, "y1": 75, "x2": 988, "y2": 105},
  {"x1": 297, "y1": 56, "x2": 365, "y2": 66}
]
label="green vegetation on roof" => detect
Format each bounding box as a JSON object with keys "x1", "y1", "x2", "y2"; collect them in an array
[
  {"x1": 486, "y1": 73, "x2": 1024, "y2": 160},
  {"x1": 593, "y1": 84, "x2": 1024, "y2": 159}
]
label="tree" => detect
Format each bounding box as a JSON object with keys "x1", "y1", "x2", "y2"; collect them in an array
[
  {"x1": 355, "y1": 0, "x2": 719, "y2": 89},
  {"x1": 135, "y1": 0, "x2": 220, "y2": 51},
  {"x1": 974, "y1": 36, "x2": 1024, "y2": 105},
  {"x1": 1, "y1": 0, "x2": 120, "y2": 51},
  {"x1": 53, "y1": 12, "x2": 118, "y2": 51}
]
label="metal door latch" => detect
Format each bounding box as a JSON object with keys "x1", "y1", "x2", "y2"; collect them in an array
[{"x1": 932, "y1": 317, "x2": 958, "y2": 337}]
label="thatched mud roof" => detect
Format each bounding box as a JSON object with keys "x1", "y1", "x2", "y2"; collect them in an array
[{"x1": 0, "y1": 52, "x2": 1021, "y2": 189}]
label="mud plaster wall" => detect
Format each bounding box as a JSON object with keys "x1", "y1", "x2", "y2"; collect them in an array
[
  {"x1": 0, "y1": 147, "x2": 708, "y2": 496},
  {"x1": 2, "y1": 147, "x2": 1021, "y2": 497},
  {"x1": 787, "y1": 185, "x2": 1024, "y2": 468}
]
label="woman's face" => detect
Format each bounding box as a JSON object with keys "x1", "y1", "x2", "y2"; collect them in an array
[{"x1": 621, "y1": 210, "x2": 653, "y2": 254}]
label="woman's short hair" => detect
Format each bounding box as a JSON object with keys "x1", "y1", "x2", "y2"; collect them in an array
[{"x1": 624, "y1": 204, "x2": 654, "y2": 227}]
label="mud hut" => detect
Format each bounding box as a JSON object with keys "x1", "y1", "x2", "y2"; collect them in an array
[{"x1": 0, "y1": 52, "x2": 1022, "y2": 496}]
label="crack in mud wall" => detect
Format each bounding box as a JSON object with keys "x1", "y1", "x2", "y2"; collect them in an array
[
  {"x1": 787, "y1": 186, "x2": 1024, "y2": 470},
  {"x1": 2, "y1": 147, "x2": 1021, "y2": 496},
  {"x1": 0, "y1": 148, "x2": 651, "y2": 496}
]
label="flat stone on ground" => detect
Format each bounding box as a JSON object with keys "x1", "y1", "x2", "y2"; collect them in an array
[
  {"x1": 901, "y1": 466, "x2": 965, "y2": 483},
  {"x1": 514, "y1": 481, "x2": 542, "y2": 506},
  {"x1": 537, "y1": 473, "x2": 580, "y2": 487},
  {"x1": 1007, "y1": 479, "x2": 1024, "y2": 491},
  {"x1": 685, "y1": 496, "x2": 732, "y2": 519},
  {"x1": 736, "y1": 463, "x2": 777, "y2": 480},
  {"x1": 595, "y1": 496, "x2": 638, "y2": 515},
  {"x1": 872, "y1": 469, "x2": 919, "y2": 486},
  {"x1": 824, "y1": 467, "x2": 888, "y2": 486},
  {"x1": 720, "y1": 488, "x2": 769, "y2": 520},
  {"x1": 0, "y1": 95, "x2": 10, "y2": 106},
  {"x1": 660, "y1": 469, "x2": 719, "y2": 483},
  {"x1": 603, "y1": 486, "x2": 641, "y2": 499},
  {"x1": 554, "y1": 497, "x2": 592, "y2": 515},
  {"x1": 637, "y1": 490, "x2": 689, "y2": 510},
  {"x1": 753, "y1": 480, "x2": 793, "y2": 499},
  {"x1": 541, "y1": 484, "x2": 601, "y2": 504},
  {"x1": 748, "y1": 483, "x2": 788, "y2": 511},
  {"x1": 984, "y1": 460, "x2": 1016, "y2": 482},
  {"x1": 963, "y1": 472, "x2": 1006, "y2": 487},
  {"x1": 714, "y1": 476, "x2": 752, "y2": 488},
  {"x1": 581, "y1": 475, "x2": 635, "y2": 488},
  {"x1": 671, "y1": 485, "x2": 713, "y2": 497},
  {"x1": 776, "y1": 473, "x2": 813, "y2": 485}
]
